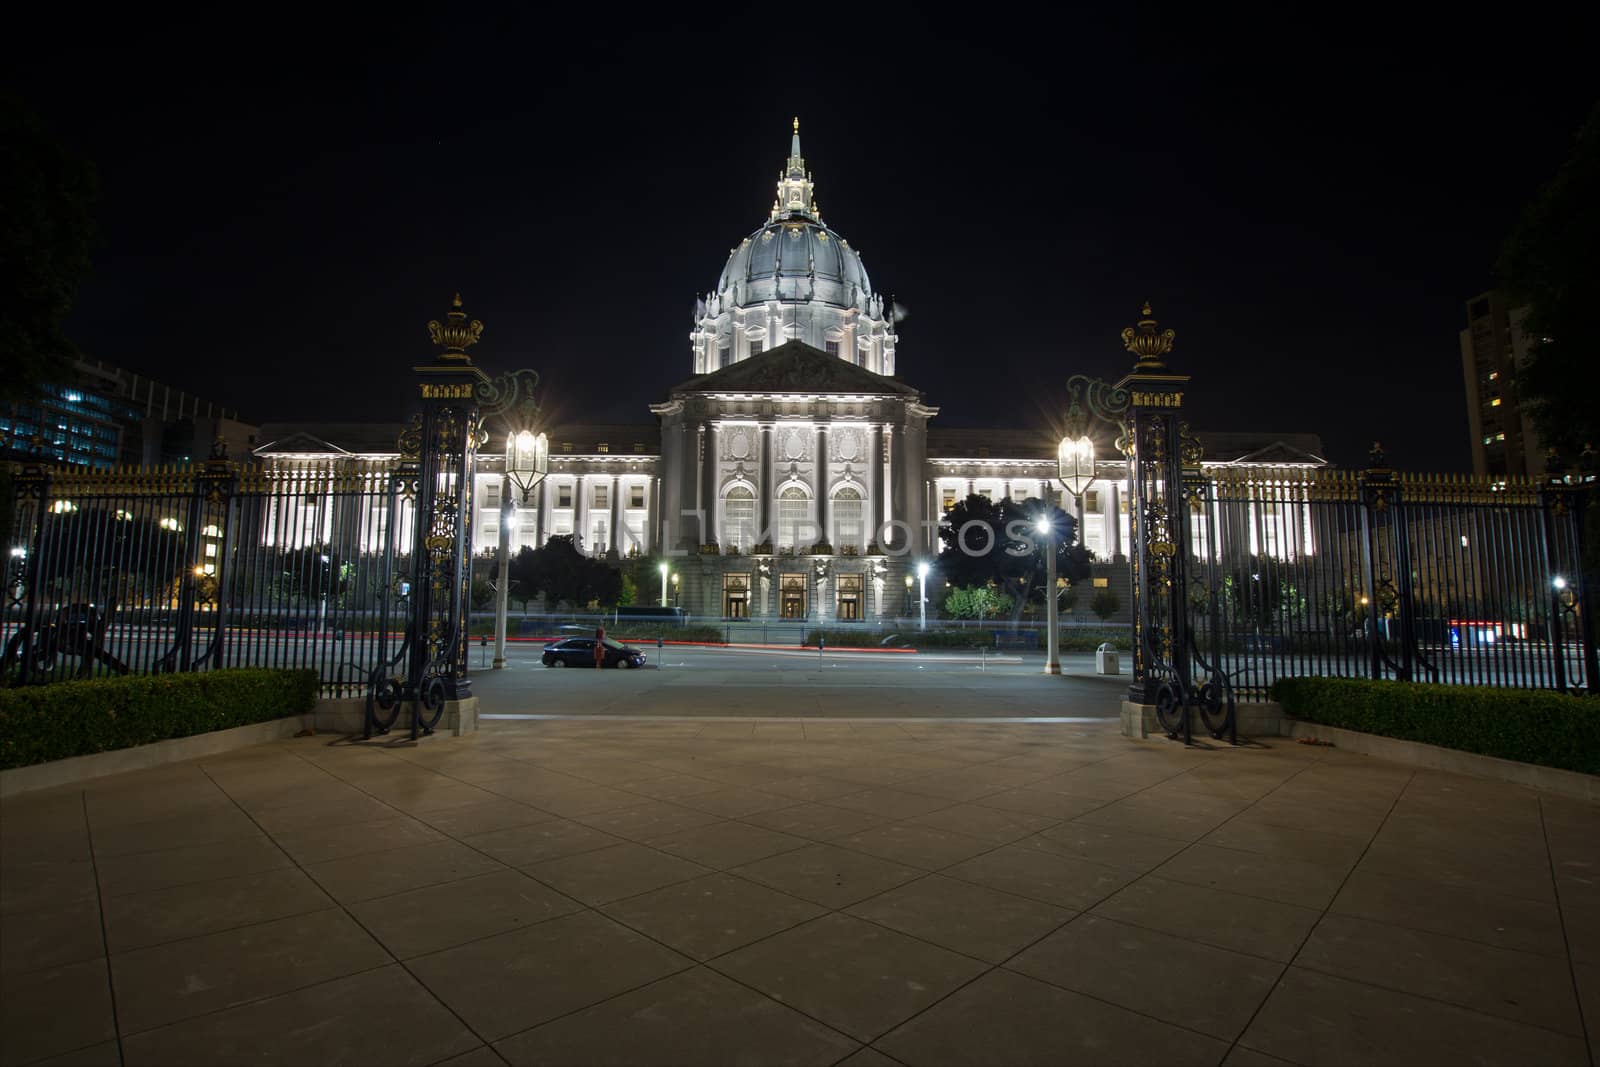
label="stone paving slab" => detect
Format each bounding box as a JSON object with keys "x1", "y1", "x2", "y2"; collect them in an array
[{"x1": 0, "y1": 717, "x2": 1597, "y2": 1066}]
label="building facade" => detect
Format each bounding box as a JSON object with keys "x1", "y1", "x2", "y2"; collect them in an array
[
  {"x1": 253, "y1": 121, "x2": 1327, "y2": 623},
  {"x1": 2, "y1": 357, "x2": 256, "y2": 470},
  {"x1": 1460, "y1": 289, "x2": 1543, "y2": 479}
]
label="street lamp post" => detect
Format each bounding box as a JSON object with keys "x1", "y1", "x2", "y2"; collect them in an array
[
  {"x1": 1036, "y1": 514, "x2": 1060, "y2": 675},
  {"x1": 917, "y1": 561, "x2": 929, "y2": 631},
  {"x1": 904, "y1": 573, "x2": 913, "y2": 618},
  {"x1": 659, "y1": 562, "x2": 669, "y2": 607},
  {"x1": 1049, "y1": 429, "x2": 1097, "y2": 677},
  {"x1": 495, "y1": 429, "x2": 549, "y2": 669}
]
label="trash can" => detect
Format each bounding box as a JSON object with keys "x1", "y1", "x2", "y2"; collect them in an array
[{"x1": 1095, "y1": 642, "x2": 1120, "y2": 675}]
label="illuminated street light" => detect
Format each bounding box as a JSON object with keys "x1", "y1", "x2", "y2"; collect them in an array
[
  {"x1": 917, "y1": 560, "x2": 930, "y2": 632},
  {"x1": 659, "y1": 562, "x2": 670, "y2": 607},
  {"x1": 1057, "y1": 434, "x2": 1096, "y2": 499},
  {"x1": 495, "y1": 429, "x2": 550, "y2": 671},
  {"x1": 1036, "y1": 513, "x2": 1060, "y2": 675}
]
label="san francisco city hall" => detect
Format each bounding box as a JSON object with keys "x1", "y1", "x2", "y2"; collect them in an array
[{"x1": 253, "y1": 122, "x2": 1325, "y2": 623}]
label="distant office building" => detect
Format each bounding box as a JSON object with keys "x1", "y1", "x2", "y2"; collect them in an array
[
  {"x1": 0, "y1": 358, "x2": 257, "y2": 470},
  {"x1": 1461, "y1": 290, "x2": 1543, "y2": 478}
]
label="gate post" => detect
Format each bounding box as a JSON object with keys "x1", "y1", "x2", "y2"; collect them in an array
[
  {"x1": 1359, "y1": 444, "x2": 1396, "y2": 680},
  {"x1": 1538, "y1": 448, "x2": 1589, "y2": 693},
  {"x1": 1114, "y1": 304, "x2": 1193, "y2": 722},
  {"x1": 402, "y1": 294, "x2": 488, "y2": 735},
  {"x1": 193, "y1": 438, "x2": 239, "y2": 671},
  {"x1": 9, "y1": 465, "x2": 50, "y2": 685}
]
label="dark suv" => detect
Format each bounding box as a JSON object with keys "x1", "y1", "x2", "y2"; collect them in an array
[{"x1": 542, "y1": 637, "x2": 646, "y2": 668}]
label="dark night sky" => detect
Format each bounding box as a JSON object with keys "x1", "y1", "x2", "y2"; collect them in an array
[{"x1": 8, "y1": 8, "x2": 1598, "y2": 471}]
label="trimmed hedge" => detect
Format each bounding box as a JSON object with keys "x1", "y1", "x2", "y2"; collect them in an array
[
  {"x1": 807, "y1": 627, "x2": 1132, "y2": 651},
  {"x1": 1270, "y1": 677, "x2": 1600, "y2": 776},
  {"x1": 0, "y1": 669, "x2": 319, "y2": 771}
]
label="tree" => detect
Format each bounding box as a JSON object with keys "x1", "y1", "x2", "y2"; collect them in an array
[
  {"x1": 276, "y1": 546, "x2": 350, "y2": 606},
  {"x1": 507, "y1": 546, "x2": 540, "y2": 613},
  {"x1": 507, "y1": 535, "x2": 622, "y2": 610},
  {"x1": 1090, "y1": 588, "x2": 1120, "y2": 622},
  {"x1": 941, "y1": 584, "x2": 1013, "y2": 620},
  {"x1": 1497, "y1": 100, "x2": 1600, "y2": 454},
  {"x1": 938, "y1": 494, "x2": 1088, "y2": 622},
  {"x1": 0, "y1": 94, "x2": 99, "y2": 406}
]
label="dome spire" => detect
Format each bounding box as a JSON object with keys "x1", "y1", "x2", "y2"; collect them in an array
[{"x1": 772, "y1": 117, "x2": 819, "y2": 222}]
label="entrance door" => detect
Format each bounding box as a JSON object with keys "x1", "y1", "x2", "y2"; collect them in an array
[
  {"x1": 836, "y1": 574, "x2": 863, "y2": 620},
  {"x1": 780, "y1": 573, "x2": 807, "y2": 619},
  {"x1": 723, "y1": 573, "x2": 750, "y2": 618}
]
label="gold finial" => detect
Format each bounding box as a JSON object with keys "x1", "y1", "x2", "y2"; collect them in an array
[
  {"x1": 427, "y1": 292, "x2": 484, "y2": 361},
  {"x1": 793, "y1": 116, "x2": 799, "y2": 132},
  {"x1": 451, "y1": 292, "x2": 463, "y2": 309},
  {"x1": 1121, "y1": 302, "x2": 1175, "y2": 372}
]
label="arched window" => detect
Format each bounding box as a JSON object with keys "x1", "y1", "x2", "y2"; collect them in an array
[
  {"x1": 832, "y1": 486, "x2": 863, "y2": 552},
  {"x1": 723, "y1": 486, "x2": 755, "y2": 551},
  {"x1": 778, "y1": 486, "x2": 810, "y2": 549}
]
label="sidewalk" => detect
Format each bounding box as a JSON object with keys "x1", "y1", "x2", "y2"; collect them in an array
[{"x1": 2, "y1": 718, "x2": 1596, "y2": 1066}]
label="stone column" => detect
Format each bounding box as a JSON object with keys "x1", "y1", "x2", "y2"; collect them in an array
[
  {"x1": 884, "y1": 425, "x2": 897, "y2": 548},
  {"x1": 759, "y1": 424, "x2": 773, "y2": 542},
  {"x1": 575, "y1": 475, "x2": 589, "y2": 554},
  {"x1": 817, "y1": 422, "x2": 830, "y2": 547},
  {"x1": 704, "y1": 425, "x2": 717, "y2": 547},
  {"x1": 536, "y1": 472, "x2": 550, "y2": 546},
  {"x1": 891, "y1": 423, "x2": 914, "y2": 553},
  {"x1": 1108, "y1": 482, "x2": 1123, "y2": 561},
  {"x1": 645, "y1": 473, "x2": 658, "y2": 554},
  {"x1": 610, "y1": 474, "x2": 622, "y2": 555},
  {"x1": 695, "y1": 425, "x2": 706, "y2": 545},
  {"x1": 869, "y1": 424, "x2": 883, "y2": 548},
  {"x1": 883, "y1": 422, "x2": 896, "y2": 531}
]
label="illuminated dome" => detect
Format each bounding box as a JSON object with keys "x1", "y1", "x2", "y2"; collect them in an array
[
  {"x1": 691, "y1": 119, "x2": 897, "y2": 377},
  {"x1": 716, "y1": 218, "x2": 872, "y2": 307}
]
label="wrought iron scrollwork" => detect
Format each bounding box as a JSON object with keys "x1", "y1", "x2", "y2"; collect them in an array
[{"x1": 476, "y1": 368, "x2": 542, "y2": 426}]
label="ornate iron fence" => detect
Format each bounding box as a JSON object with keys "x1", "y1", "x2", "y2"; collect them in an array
[
  {"x1": 2, "y1": 449, "x2": 411, "y2": 697},
  {"x1": 1182, "y1": 452, "x2": 1596, "y2": 702}
]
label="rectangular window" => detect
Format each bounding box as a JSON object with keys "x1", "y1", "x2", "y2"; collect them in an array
[
  {"x1": 557, "y1": 484, "x2": 573, "y2": 508},
  {"x1": 719, "y1": 346, "x2": 731, "y2": 367},
  {"x1": 749, "y1": 339, "x2": 764, "y2": 356},
  {"x1": 594, "y1": 485, "x2": 608, "y2": 508},
  {"x1": 561, "y1": 442, "x2": 573, "y2": 452},
  {"x1": 597, "y1": 443, "x2": 609, "y2": 453},
  {"x1": 630, "y1": 485, "x2": 645, "y2": 508},
  {"x1": 825, "y1": 341, "x2": 841, "y2": 358},
  {"x1": 484, "y1": 482, "x2": 500, "y2": 508},
  {"x1": 941, "y1": 488, "x2": 957, "y2": 512},
  {"x1": 978, "y1": 488, "x2": 993, "y2": 501}
]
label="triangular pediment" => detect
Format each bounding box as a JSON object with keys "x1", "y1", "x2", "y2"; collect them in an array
[
  {"x1": 253, "y1": 431, "x2": 349, "y2": 456},
  {"x1": 1225, "y1": 440, "x2": 1327, "y2": 466},
  {"x1": 672, "y1": 340, "x2": 920, "y2": 397}
]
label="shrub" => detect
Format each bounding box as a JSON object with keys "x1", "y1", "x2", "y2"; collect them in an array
[
  {"x1": 1090, "y1": 588, "x2": 1120, "y2": 621},
  {"x1": 607, "y1": 624, "x2": 725, "y2": 645},
  {"x1": 1269, "y1": 677, "x2": 1600, "y2": 776},
  {"x1": 0, "y1": 668, "x2": 319, "y2": 771}
]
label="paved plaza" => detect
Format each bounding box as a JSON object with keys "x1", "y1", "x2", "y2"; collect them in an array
[{"x1": 2, "y1": 659, "x2": 1598, "y2": 1066}]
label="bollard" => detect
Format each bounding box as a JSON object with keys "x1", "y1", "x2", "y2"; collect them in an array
[
  {"x1": 479, "y1": 633, "x2": 488, "y2": 668},
  {"x1": 657, "y1": 634, "x2": 664, "y2": 667},
  {"x1": 818, "y1": 635, "x2": 825, "y2": 665}
]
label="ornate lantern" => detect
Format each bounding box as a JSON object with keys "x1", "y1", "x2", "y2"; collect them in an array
[{"x1": 506, "y1": 430, "x2": 549, "y2": 504}]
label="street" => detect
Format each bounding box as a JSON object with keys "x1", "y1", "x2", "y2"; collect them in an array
[{"x1": 468, "y1": 644, "x2": 1131, "y2": 721}]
